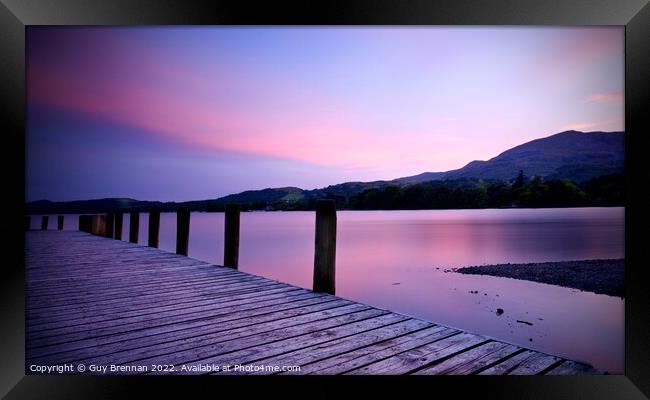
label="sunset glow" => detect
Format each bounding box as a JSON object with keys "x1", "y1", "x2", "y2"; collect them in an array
[{"x1": 27, "y1": 27, "x2": 624, "y2": 201}]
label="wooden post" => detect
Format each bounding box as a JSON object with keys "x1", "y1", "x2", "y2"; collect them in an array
[
  {"x1": 114, "y1": 212, "x2": 123, "y2": 240},
  {"x1": 129, "y1": 212, "x2": 140, "y2": 243},
  {"x1": 41, "y1": 216, "x2": 49, "y2": 230},
  {"x1": 148, "y1": 209, "x2": 160, "y2": 248},
  {"x1": 79, "y1": 215, "x2": 92, "y2": 232},
  {"x1": 91, "y1": 215, "x2": 98, "y2": 234},
  {"x1": 105, "y1": 212, "x2": 115, "y2": 238},
  {"x1": 176, "y1": 208, "x2": 190, "y2": 256},
  {"x1": 57, "y1": 215, "x2": 64, "y2": 230},
  {"x1": 91, "y1": 215, "x2": 107, "y2": 236},
  {"x1": 25, "y1": 216, "x2": 31, "y2": 231},
  {"x1": 223, "y1": 204, "x2": 240, "y2": 268},
  {"x1": 313, "y1": 199, "x2": 337, "y2": 294}
]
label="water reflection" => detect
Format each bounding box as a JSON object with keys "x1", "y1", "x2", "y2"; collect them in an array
[{"x1": 39, "y1": 207, "x2": 624, "y2": 373}]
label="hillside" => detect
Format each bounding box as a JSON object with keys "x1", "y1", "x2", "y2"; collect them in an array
[
  {"x1": 399, "y1": 130, "x2": 624, "y2": 183},
  {"x1": 26, "y1": 130, "x2": 624, "y2": 213}
]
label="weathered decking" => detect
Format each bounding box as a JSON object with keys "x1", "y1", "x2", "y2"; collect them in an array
[{"x1": 25, "y1": 231, "x2": 598, "y2": 375}]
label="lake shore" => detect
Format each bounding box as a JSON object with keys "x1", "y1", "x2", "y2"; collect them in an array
[{"x1": 454, "y1": 259, "x2": 624, "y2": 298}]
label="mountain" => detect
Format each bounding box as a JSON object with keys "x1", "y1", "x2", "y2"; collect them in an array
[
  {"x1": 26, "y1": 130, "x2": 624, "y2": 213},
  {"x1": 397, "y1": 130, "x2": 624, "y2": 183},
  {"x1": 181, "y1": 187, "x2": 305, "y2": 210},
  {"x1": 392, "y1": 172, "x2": 447, "y2": 185}
]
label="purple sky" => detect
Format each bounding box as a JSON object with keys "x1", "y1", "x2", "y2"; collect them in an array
[{"x1": 26, "y1": 27, "x2": 624, "y2": 202}]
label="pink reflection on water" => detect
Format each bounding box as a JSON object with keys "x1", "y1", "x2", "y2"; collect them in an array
[{"x1": 58, "y1": 207, "x2": 624, "y2": 373}]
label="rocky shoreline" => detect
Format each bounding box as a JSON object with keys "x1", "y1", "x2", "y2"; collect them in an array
[{"x1": 455, "y1": 259, "x2": 624, "y2": 298}]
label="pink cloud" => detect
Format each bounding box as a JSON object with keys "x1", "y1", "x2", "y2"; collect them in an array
[
  {"x1": 28, "y1": 63, "x2": 454, "y2": 172},
  {"x1": 585, "y1": 90, "x2": 624, "y2": 103},
  {"x1": 29, "y1": 27, "x2": 624, "y2": 179},
  {"x1": 29, "y1": 48, "x2": 490, "y2": 176}
]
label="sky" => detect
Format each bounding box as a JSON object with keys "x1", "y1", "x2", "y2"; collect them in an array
[{"x1": 26, "y1": 27, "x2": 624, "y2": 202}]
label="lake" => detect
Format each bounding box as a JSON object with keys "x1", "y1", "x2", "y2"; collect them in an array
[{"x1": 41, "y1": 207, "x2": 624, "y2": 373}]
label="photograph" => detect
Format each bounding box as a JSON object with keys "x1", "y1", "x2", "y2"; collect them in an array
[{"x1": 24, "y1": 25, "x2": 625, "y2": 376}]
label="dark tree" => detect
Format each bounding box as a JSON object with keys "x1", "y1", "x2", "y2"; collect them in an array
[{"x1": 512, "y1": 170, "x2": 526, "y2": 190}]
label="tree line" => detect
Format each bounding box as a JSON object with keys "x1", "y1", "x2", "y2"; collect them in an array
[
  {"x1": 27, "y1": 171, "x2": 625, "y2": 214},
  {"x1": 261, "y1": 172, "x2": 624, "y2": 211}
]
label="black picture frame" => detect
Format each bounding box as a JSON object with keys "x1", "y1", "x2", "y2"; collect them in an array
[{"x1": 1, "y1": 0, "x2": 649, "y2": 398}]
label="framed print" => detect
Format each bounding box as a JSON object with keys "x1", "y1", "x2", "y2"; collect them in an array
[{"x1": 1, "y1": 0, "x2": 649, "y2": 398}]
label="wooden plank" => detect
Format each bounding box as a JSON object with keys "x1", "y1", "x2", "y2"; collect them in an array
[
  {"x1": 26, "y1": 258, "x2": 237, "y2": 283},
  {"x1": 25, "y1": 231, "x2": 599, "y2": 376},
  {"x1": 545, "y1": 360, "x2": 599, "y2": 375},
  {"x1": 28, "y1": 293, "x2": 327, "y2": 354},
  {"x1": 345, "y1": 332, "x2": 489, "y2": 374},
  {"x1": 478, "y1": 350, "x2": 562, "y2": 375},
  {"x1": 27, "y1": 253, "x2": 214, "y2": 276},
  {"x1": 27, "y1": 281, "x2": 296, "y2": 331},
  {"x1": 413, "y1": 341, "x2": 522, "y2": 375},
  {"x1": 26, "y1": 282, "x2": 291, "y2": 322},
  {"x1": 78, "y1": 306, "x2": 385, "y2": 371},
  {"x1": 26, "y1": 282, "x2": 294, "y2": 329},
  {"x1": 28, "y1": 294, "x2": 339, "y2": 361},
  {"x1": 26, "y1": 277, "x2": 280, "y2": 319},
  {"x1": 30, "y1": 298, "x2": 353, "y2": 365},
  {"x1": 28, "y1": 278, "x2": 272, "y2": 312},
  {"x1": 26, "y1": 261, "x2": 232, "y2": 287},
  {"x1": 27, "y1": 287, "x2": 311, "y2": 346},
  {"x1": 26, "y1": 272, "x2": 273, "y2": 306},
  {"x1": 286, "y1": 325, "x2": 459, "y2": 375},
  {"x1": 154, "y1": 312, "x2": 408, "y2": 375},
  {"x1": 506, "y1": 353, "x2": 563, "y2": 375},
  {"x1": 235, "y1": 318, "x2": 435, "y2": 375},
  {"x1": 26, "y1": 273, "x2": 262, "y2": 306}
]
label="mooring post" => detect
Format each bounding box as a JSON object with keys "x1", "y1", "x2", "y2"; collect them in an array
[
  {"x1": 129, "y1": 212, "x2": 140, "y2": 243},
  {"x1": 313, "y1": 199, "x2": 337, "y2": 294},
  {"x1": 25, "y1": 216, "x2": 31, "y2": 231},
  {"x1": 224, "y1": 204, "x2": 240, "y2": 268},
  {"x1": 91, "y1": 215, "x2": 99, "y2": 235},
  {"x1": 176, "y1": 207, "x2": 191, "y2": 256},
  {"x1": 105, "y1": 212, "x2": 115, "y2": 238},
  {"x1": 114, "y1": 212, "x2": 123, "y2": 240},
  {"x1": 148, "y1": 209, "x2": 160, "y2": 248},
  {"x1": 85, "y1": 215, "x2": 93, "y2": 233},
  {"x1": 57, "y1": 215, "x2": 64, "y2": 230},
  {"x1": 91, "y1": 214, "x2": 107, "y2": 236},
  {"x1": 41, "y1": 216, "x2": 49, "y2": 231},
  {"x1": 79, "y1": 215, "x2": 91, "y2": 233}
]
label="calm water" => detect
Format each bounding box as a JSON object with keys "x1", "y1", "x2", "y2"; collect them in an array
[{"x1": 40, "y1": 207, "x2": 624, "y2": 373}]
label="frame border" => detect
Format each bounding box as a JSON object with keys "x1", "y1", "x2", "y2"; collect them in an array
[{"x1": 1, "y1": 0, "x2": 649, "y2": 398}]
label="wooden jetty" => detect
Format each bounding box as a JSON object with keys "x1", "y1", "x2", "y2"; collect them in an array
[{"x1": 25, "y1": 206, "x2": 599, "y2": 375}]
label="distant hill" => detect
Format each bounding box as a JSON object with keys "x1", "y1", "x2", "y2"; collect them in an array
[
  {"x1": 26, "y1": 198, "x2": 170, "y2": 214},
  {"x1": 26, "y1": 130, "x2": 624, "y2": 213},
  {"x1": 398, "y1": 130, "x2": 624, "y2": 183},
  {"x1": 392, "y1": 172, "x2": 447, "y2": 185}
]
